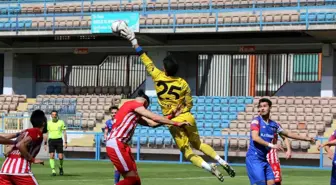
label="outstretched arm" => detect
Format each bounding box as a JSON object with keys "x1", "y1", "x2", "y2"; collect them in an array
[
  {"x1": 280, "y1": 134, "x2": 291, "y2": 159},
  {"x1": 138, "y1": 116, "x2": 162, "y2": 128},
  {"x1": 279, "y1": 130, "x2": 315, "y2": 143},
  {"x1": 134, "y1": 106, "x2": 188, "y2": 127}
]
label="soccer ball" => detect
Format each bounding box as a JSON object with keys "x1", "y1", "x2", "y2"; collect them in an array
[{"x1": 111, "y1": 20, "x2": 128, "y2": 34}]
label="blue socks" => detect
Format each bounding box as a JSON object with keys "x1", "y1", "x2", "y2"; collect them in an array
[{"x1": 114, "y1": 170, "x2": 120, "y2": 184}]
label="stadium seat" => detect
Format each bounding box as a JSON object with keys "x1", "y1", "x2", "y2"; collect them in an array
[
  {"x1": 205, "y1": 104, "x2": 212, "y2": 112},
  {"x1": 221, "y1": 105, "x2": 229, "y2": 112},
  {"x1": 140, "y1": 137, "x2": 147, "y2": 145},
  {"x1": 164, "y1": 137, "x2": 172, "y2": 146},
  {"x1": 197, "y1": 104, "x2": 205, "y2": 112},
  {"x1": 197, "y1": 96, "x2": 205, "y2": 104},
  {"x1": 213, "y1": 104, "x2": 221, "y2": 112},
  {"x1": 148, "y1": 136, "x2": 155, "y2": 145},
  {"x1": 156, "y1": 137, "x2": 163, "y2": 145}
]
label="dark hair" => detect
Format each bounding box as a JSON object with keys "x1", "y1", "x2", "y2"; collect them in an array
[
  {"x1": 30, "y1": 110, "x2": 47, "y2": 129},
  {"x1": 137, "y1": 90, "x2": 150, "y2": 105},
  {"x1": 163, "y1": 55, "x2": 178, "y2": 76},
  {"x1": 258, "y1": 98, "x2": 272, "y2": 107},
  {"x1": 109, "y1": 106, "x2": 119, "y2": 112},
  {"x1": 51, "y1": 110, "x2": 58, "y2": 115}
]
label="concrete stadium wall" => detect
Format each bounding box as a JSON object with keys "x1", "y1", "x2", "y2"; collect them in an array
[{"x1": 275, "y1": 82, "x2": 321, "y2": 96}]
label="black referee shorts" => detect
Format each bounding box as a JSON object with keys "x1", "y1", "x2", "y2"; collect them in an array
[{"x1": 48, "y1": 138, "x2": 63, "y2": 154}]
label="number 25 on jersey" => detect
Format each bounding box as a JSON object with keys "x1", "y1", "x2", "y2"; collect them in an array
[{"x1": 156, "y1": 81, "x2": 182, "y2": 100}]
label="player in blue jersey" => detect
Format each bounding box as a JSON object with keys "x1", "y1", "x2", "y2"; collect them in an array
[
  {"x1": 319, "y1": 130, "x2": 336, "y2": 185},
  {"x1": 246, "y1": 98, "x2": 316, "y2": 185}
]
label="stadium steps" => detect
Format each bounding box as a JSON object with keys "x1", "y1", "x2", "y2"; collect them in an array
[{"x1": 308, "y1": 119, "x2": 336, "y2": 154}]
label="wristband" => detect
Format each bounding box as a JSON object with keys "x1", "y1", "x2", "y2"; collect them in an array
[
  {"x1": 268, "y1": 143, "x2": 275, "y2": 148},
  {"x1": 29, "y1": 158, "x2": 35, "y2": 163},
  {"x1": 167, "y1": 115, "x2": 173, "y2": 120},
  {"x1": 135, "y1": 46, "x2": 144, "y2": 55}
]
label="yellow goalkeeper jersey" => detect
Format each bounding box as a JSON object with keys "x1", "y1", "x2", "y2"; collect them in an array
[{"x1": 139, "y1": 53, "x2": 193, "y2": 116}]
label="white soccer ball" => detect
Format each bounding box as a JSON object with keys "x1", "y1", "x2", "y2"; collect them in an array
[{"x1": 111, "y1": 20, "x2": 128, "y2": 34}]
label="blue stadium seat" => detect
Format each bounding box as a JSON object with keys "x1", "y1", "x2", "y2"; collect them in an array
[
  {"x1": 132, "y1": 137, "x2": 138, "y2": 145},
  {"x1": 10, "y1": 22, "x2": 16, "y2": 28},
  {"x1": 213, "y1": 104, "x2": 221, "y2": 112},
  {"x1": 204, "y1": 128, "x2": 213, "y2": 136},
  {"x1": 204, "y1": 113, "x2": 212, "y2": 120},
  {"x1": 221, "y1": 121, "x2": 230, "y2": 128},
  {"x1": 205, "y1": 97, "x2": 212, "y2": 104},
  {"x1": 25, "y1": 20, "x2": 32, "y2": 28},
  {"x1": 197, "y1": 96, "x2": 205, "y2": 104},
  {"x1": 164, "y1": 137, "x2": 172, "y2": 145},
  {"x1": 59, "y1": 106, "x2": 68, "y2": 114},
  {"x1": 317, "y1": 13, "x2": 326, "y2": 21},
  {"x1": 197, "y1": 104, "x2": 205, "y2": 112},
  {"x1": 0, "y1": 22, "x2": 4, "y2": 28},
  {"x1": 191, "y1": 108, "x2": 196, "y2": 115},
  {"x1": 245, "y1": 96, "x2": 253, "y2": 104},
  {"x1": 229, "y1": 97, "x2": 237, "y2": 104},
  {"x1": 205, "y1": 104, "x2": 212, "y2": 112},
  {"x1": 18, "y1": 21, "x2": 25, "y2": 28},
  {"x1": 192, "y1": 96, "x2": 198, "y2": 102},
  {"x1": 197, "y1": 121, "x2": 204, "y2": 128},
  {"x1": 148, "y1": 136, "x2": 155, "y2": 145},
  {"x1": 54, "y1": 86, "x2": 61, "y2": 94},
  {"x1": 220, "y1": 113, "x2": 229, "y2": 120},
  {"x1": 237, "y1": 104, "x2": 245, "y2": 112},
  {"x1": 134, "y1": 129, "x2": 140, "y2": 136},
  {"x1": 140, "y1": 137, "x2": 148, "y2": 145},
  {"x1": 49, "y1": 98, "x2": 56, "y2": 104},
  {"x1": 220, "y1": 97, "x2": 229, "y2": 104},
  {"x1": 221, "y1": 105, "x2": 229, "y2": 112},
  {"x1": 308, "y1": 13, "x2": 317, "y2": 21},
  {"x1": 204, "y1": 122, "x2": 212, "y2": 128},
  {"x1": 299, "y1": 14, "x2": 305, "y2": 22},
  {"x1": 151, "y1": 97, "x2": 158, "y2": 103},
  {"x1": 148, "y1": 129, "x2": 155, "y2": 136},
  {"x1": 212, "y1": 120, "x2": 221, "y2": 128},
  {"x1": 163, "y1": 129, "x2": 170, "y2": 136},
  {"x1": 140, "y1": 128, "x2": 148, "y2": 135},
  {"x1": 229, "y1": 105, "x2": 237, "y2": 112},
  {"x1": 4, "y1": 22, "x2": 11, "y2": 28},
  {"x1": 156, "y1": 129, "x2": 164, "y2": 136},
  {"x1": 156, "y1": 137, "x2": 163, "y2": 145},
  {"x1": 236, "y1": 97, "x2": 245, "y2": 104},
  {"x1": 63, "y1": 98, "x2": 70, "y2": 104},
  {"x1": 212, "y1": 112, "x2": 221, "y2": 120},
  {"x1": 198, "y1": 129, "x2": 205, "y2": 136},
  {"x1": 68, "y1": 105, "x2": 75, "y2": 114},
  {"x1": 326, "y1": 13, "x2": 334, "y2": 21},
  {"x1": 46, "y1": 86, "x2": 54, "y2": 94},
  {"x1": 229, "y1": 113, "x2": 237, "y2": 120},
  {"x1": 0, "y1": 8, "x2": 6, "y2": 14},
  {"x1": 212, "y1": 97, "x2": 221, "y2": 104},
  {"x1": 56, "y1": 98, "x2": 63, "y2": 104},
  {"x1": 195, "y1": 112, "x2": 205, "y2": 120},
  {"x1": 213, "y1": 128, "x2": 222, "y2": 136}
]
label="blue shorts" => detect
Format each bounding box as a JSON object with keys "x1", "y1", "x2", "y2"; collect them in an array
[
  {"x1": 246, "y1": 155, "x2": 275, "y2": 185},
  {"x1": 331, "y1": 161, "x2": 336, "y2": 185}
]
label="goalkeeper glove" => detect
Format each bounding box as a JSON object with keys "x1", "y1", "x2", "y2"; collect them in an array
[{"x1": 120, "y1": 26, "x2": 138, "y2": 47}]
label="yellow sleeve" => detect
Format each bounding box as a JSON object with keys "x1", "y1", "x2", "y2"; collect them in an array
[
  {"x1": 139, "y1": 53, "x2": 164, "y2": 81},
  {"x1": 61, "y1": 120, "x2": 66, "y2": 130},
  {"x1": 182, "y1": 82, "x2": 193, "y2": 113}
]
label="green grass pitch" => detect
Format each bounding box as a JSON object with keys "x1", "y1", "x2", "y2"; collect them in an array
[{"x1": 3, "y1": 159, "x2": 330, "y2": 185}]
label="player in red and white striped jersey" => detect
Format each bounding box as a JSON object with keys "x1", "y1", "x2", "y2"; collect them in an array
[
  {"x1": 0, "y1": 110, "x2": 47, "y2": 185},
  {"x1": 266, "y1": 123, "x2": 291, "y2": 185},
  {"x1": 106, "y1": 90, "x2": 190, "y2": 185}
]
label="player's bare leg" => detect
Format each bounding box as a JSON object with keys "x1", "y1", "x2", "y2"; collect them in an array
[{"x1": 267, "y1": 179, "x2": 276, "y2": 185}]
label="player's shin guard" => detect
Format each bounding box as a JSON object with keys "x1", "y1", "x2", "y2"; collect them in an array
[
  {"x1": 116, "y1": 176, "x2": 140, "y2": 185},
  {"x1": 114, "y1": 170, "x2": 121, "y2": 184}
]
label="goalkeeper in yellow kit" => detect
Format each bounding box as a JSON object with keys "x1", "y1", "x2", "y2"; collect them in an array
[{"x1": 112, "y1": 23, "x2": 236, "y2": 182}]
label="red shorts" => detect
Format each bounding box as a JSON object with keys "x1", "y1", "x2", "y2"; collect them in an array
[
  {"x1": 106, "y1": 138, "x2": 137, "y2": 174},
  {"x1": 270, "y1": 163, "x2": 282, "y2": 183},
  {"x1": 0, "y1": 174, "x2": 39, "y2": 185}
]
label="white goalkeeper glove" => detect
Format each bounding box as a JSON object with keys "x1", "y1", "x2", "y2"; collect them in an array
[{"x1": 120, "y1": 26, "x2": 138, "y2": 47}]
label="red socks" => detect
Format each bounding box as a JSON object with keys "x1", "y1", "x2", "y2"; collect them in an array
[{"x1": 117, "y1": 176, "x2": 141, "y2": 185}]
